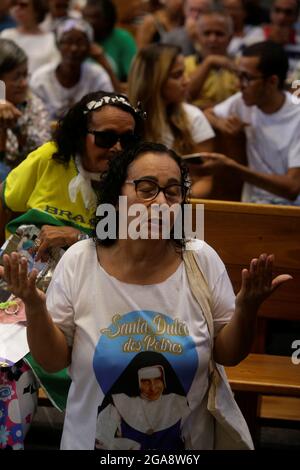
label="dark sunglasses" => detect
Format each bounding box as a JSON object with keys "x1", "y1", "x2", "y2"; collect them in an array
[{"x1": 87, "y1": 130, "x2": 139, "y2": 149}]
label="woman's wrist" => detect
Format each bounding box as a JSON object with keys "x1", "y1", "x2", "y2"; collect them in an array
[{"x1": 24, "y1": 294, "x2": 47, "y2": 316}]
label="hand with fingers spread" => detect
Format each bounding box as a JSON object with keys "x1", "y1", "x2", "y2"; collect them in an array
[
  {"x1": 35, "y1": 225, "x2": 82, "y2": 262},
  {"x1": 0, "y1": 252, "x2": 45, "y2": 306},
  {"x1": 236, "y1": 253, "x2": 292, "y2": 312},
  {"x1": 214, "y1": 253, "x2": 293, "y2": 365}
]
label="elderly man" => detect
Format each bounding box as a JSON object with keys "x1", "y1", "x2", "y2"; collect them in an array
[
  {"x1": 185, "y1": 9, "x2": 239, "y2": 109},
  {"x1": 204, "y1": 41, "x2": 300, "y2": 205},
  {"x1": 161, "y1": 0, "x2": 213, "y2": 55}
]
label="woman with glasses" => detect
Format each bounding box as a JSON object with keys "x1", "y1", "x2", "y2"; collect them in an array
[
  {"x1": 0, "y1": 141, "x2": 292, "y2": 449},
  {"x1": 128, "y1": 43, "x2": 215, "y2": 198},
  {"x1": 0, "y1": 0, "x2": 59, "y2": 74},
  {"x1": 0, "y1": 90, "x2": 143, "y2": 449},
  {"x1": 0, "y1": 38, "x2": 51, "y2": 180}
]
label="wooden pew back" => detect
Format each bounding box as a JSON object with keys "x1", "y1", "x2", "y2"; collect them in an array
[{"x1": 191, "y1": 199, "x2": 300, "y2": 351}]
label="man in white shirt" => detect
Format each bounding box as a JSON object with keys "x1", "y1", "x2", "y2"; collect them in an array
[{"x1": 204, "y1": 40, "x2": 300, "y2": 205}]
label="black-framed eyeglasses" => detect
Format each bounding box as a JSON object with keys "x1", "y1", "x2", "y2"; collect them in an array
[
  {"x1": 237, "y1": 71, "x2": 265, "y2": 86},
  {"x1": 87, "y1": 130, "x2": 139, "y2": 149},
  {"x1": 125, "y1": 179, "x2": 187, "y2": 203}
]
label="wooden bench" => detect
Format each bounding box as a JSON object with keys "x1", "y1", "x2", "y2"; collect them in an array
[
  {"x1": 191, "y1": 199, "x2": 300, "y2": 437},
  {"x1": 225, "y1": 354, "x2": 300, "y2": 438},
  {"x1": 191, "y1": 199, "x2": 300, "y2": 351}
]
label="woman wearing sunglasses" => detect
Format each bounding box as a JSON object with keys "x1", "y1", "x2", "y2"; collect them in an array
[
  {"x1": 0, "y1": 141, "x2": 291, "y2": 449},
  {"x1": 128, "y1": 43, "x2": 216, "y2": 198},
  {"x1": 0, "y1": 90, "x2": 143, "y2": 449}
]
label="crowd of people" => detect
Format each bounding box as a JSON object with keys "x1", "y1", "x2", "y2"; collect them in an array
[{"x1": 0, "y1": 0, "x2": 299, "y2": 451}]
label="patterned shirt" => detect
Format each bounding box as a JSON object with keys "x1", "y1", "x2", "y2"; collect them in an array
[{"x1": 4, "y1": 92, "x2": 51, "y2": 169}]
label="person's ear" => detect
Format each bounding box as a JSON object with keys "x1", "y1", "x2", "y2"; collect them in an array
[{"x1": 267, "y1": 74, "x2": 280, "y2": 89}]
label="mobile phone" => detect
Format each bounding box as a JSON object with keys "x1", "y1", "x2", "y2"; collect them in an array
[{"x1": 182, "y1": 153, "x2": 204, "y2": 164}]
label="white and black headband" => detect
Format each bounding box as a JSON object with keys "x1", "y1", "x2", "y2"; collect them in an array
[{"x1": 84, "y1": 95, "x2": 146, "y2": 120}]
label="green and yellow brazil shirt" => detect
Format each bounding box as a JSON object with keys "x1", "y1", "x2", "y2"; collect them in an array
[{"x1": 1, "y1": 142, "x2": 96, "y2": 238}]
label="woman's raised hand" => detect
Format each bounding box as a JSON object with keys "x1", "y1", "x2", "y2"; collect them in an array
[
  {"x1": 0, "y1": 252, "x2": 45, "y2": 305},
  {"x1": 236, "y1": 253, "x2": 292, "y2": 312}
]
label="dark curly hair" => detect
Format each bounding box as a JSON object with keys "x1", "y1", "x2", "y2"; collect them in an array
[
  {"x1": 94, "y1": 141, "x2": 190, "y2": 251},
  {"x1": 52, "y1": 90, "x2": 145, "y2": 164}
]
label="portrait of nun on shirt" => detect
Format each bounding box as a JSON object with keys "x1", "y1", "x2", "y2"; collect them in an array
[{"x1": 95, "y1": 351, "x2": 191, "y2": 451}]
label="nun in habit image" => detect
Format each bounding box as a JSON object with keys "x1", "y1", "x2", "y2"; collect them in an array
[{"x1": 95, "y1": 351, "x2": 191, "y2": 450}]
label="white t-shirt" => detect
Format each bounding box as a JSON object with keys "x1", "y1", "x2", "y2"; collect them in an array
[
  {"x1": 46, "y1": 239, "x2": 235, "y2": 450},
  {"x1": 214, "y1": 91, "x2": 300, "y2": 205},
  {"x1": 0, "y1": 29, "x2": 60, "y2": 74},
  {"x1": 227, "y1": 26, "x2": 264, "y2": 57},
  {"x1": 163, "y1": 103, "x2": 215, "y2": 149},
  {"x1": 30, "y1": 61, "x2": 113, "y2": 120}
]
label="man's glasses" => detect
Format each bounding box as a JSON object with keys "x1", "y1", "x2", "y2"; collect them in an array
[
  {"x1": 273, "y1": 6, "x2": 295, "y2": 16},
  {"x1": 125, "y1": 179, "x2": 187, "y2": 203},
  {"x1": 237, "y1": 71, "x2": 265, "y2": 86},
  {"x1": 87, "y1": 130, "x2": 139, "y2": 149}
]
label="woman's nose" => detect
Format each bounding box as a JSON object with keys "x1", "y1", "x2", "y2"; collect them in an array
[
  {"x1": 110, "y1": 139, "x2": 122, "y2": 152},
  {"x1": 154, "y1": 189, "x2": 168, "y2": 204}
]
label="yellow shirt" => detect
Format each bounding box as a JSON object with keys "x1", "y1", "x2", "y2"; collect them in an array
[
  {"x1": 2, "y1": 141, "x2": 96, "y2": 237},
  {"x1": 185, "y1": 55, "x2": 239, "y2": 109}
]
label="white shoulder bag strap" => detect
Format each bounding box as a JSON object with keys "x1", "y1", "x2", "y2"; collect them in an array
[{"x1": 183, "y1": 249, "x2": 254, "y2": 450}]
